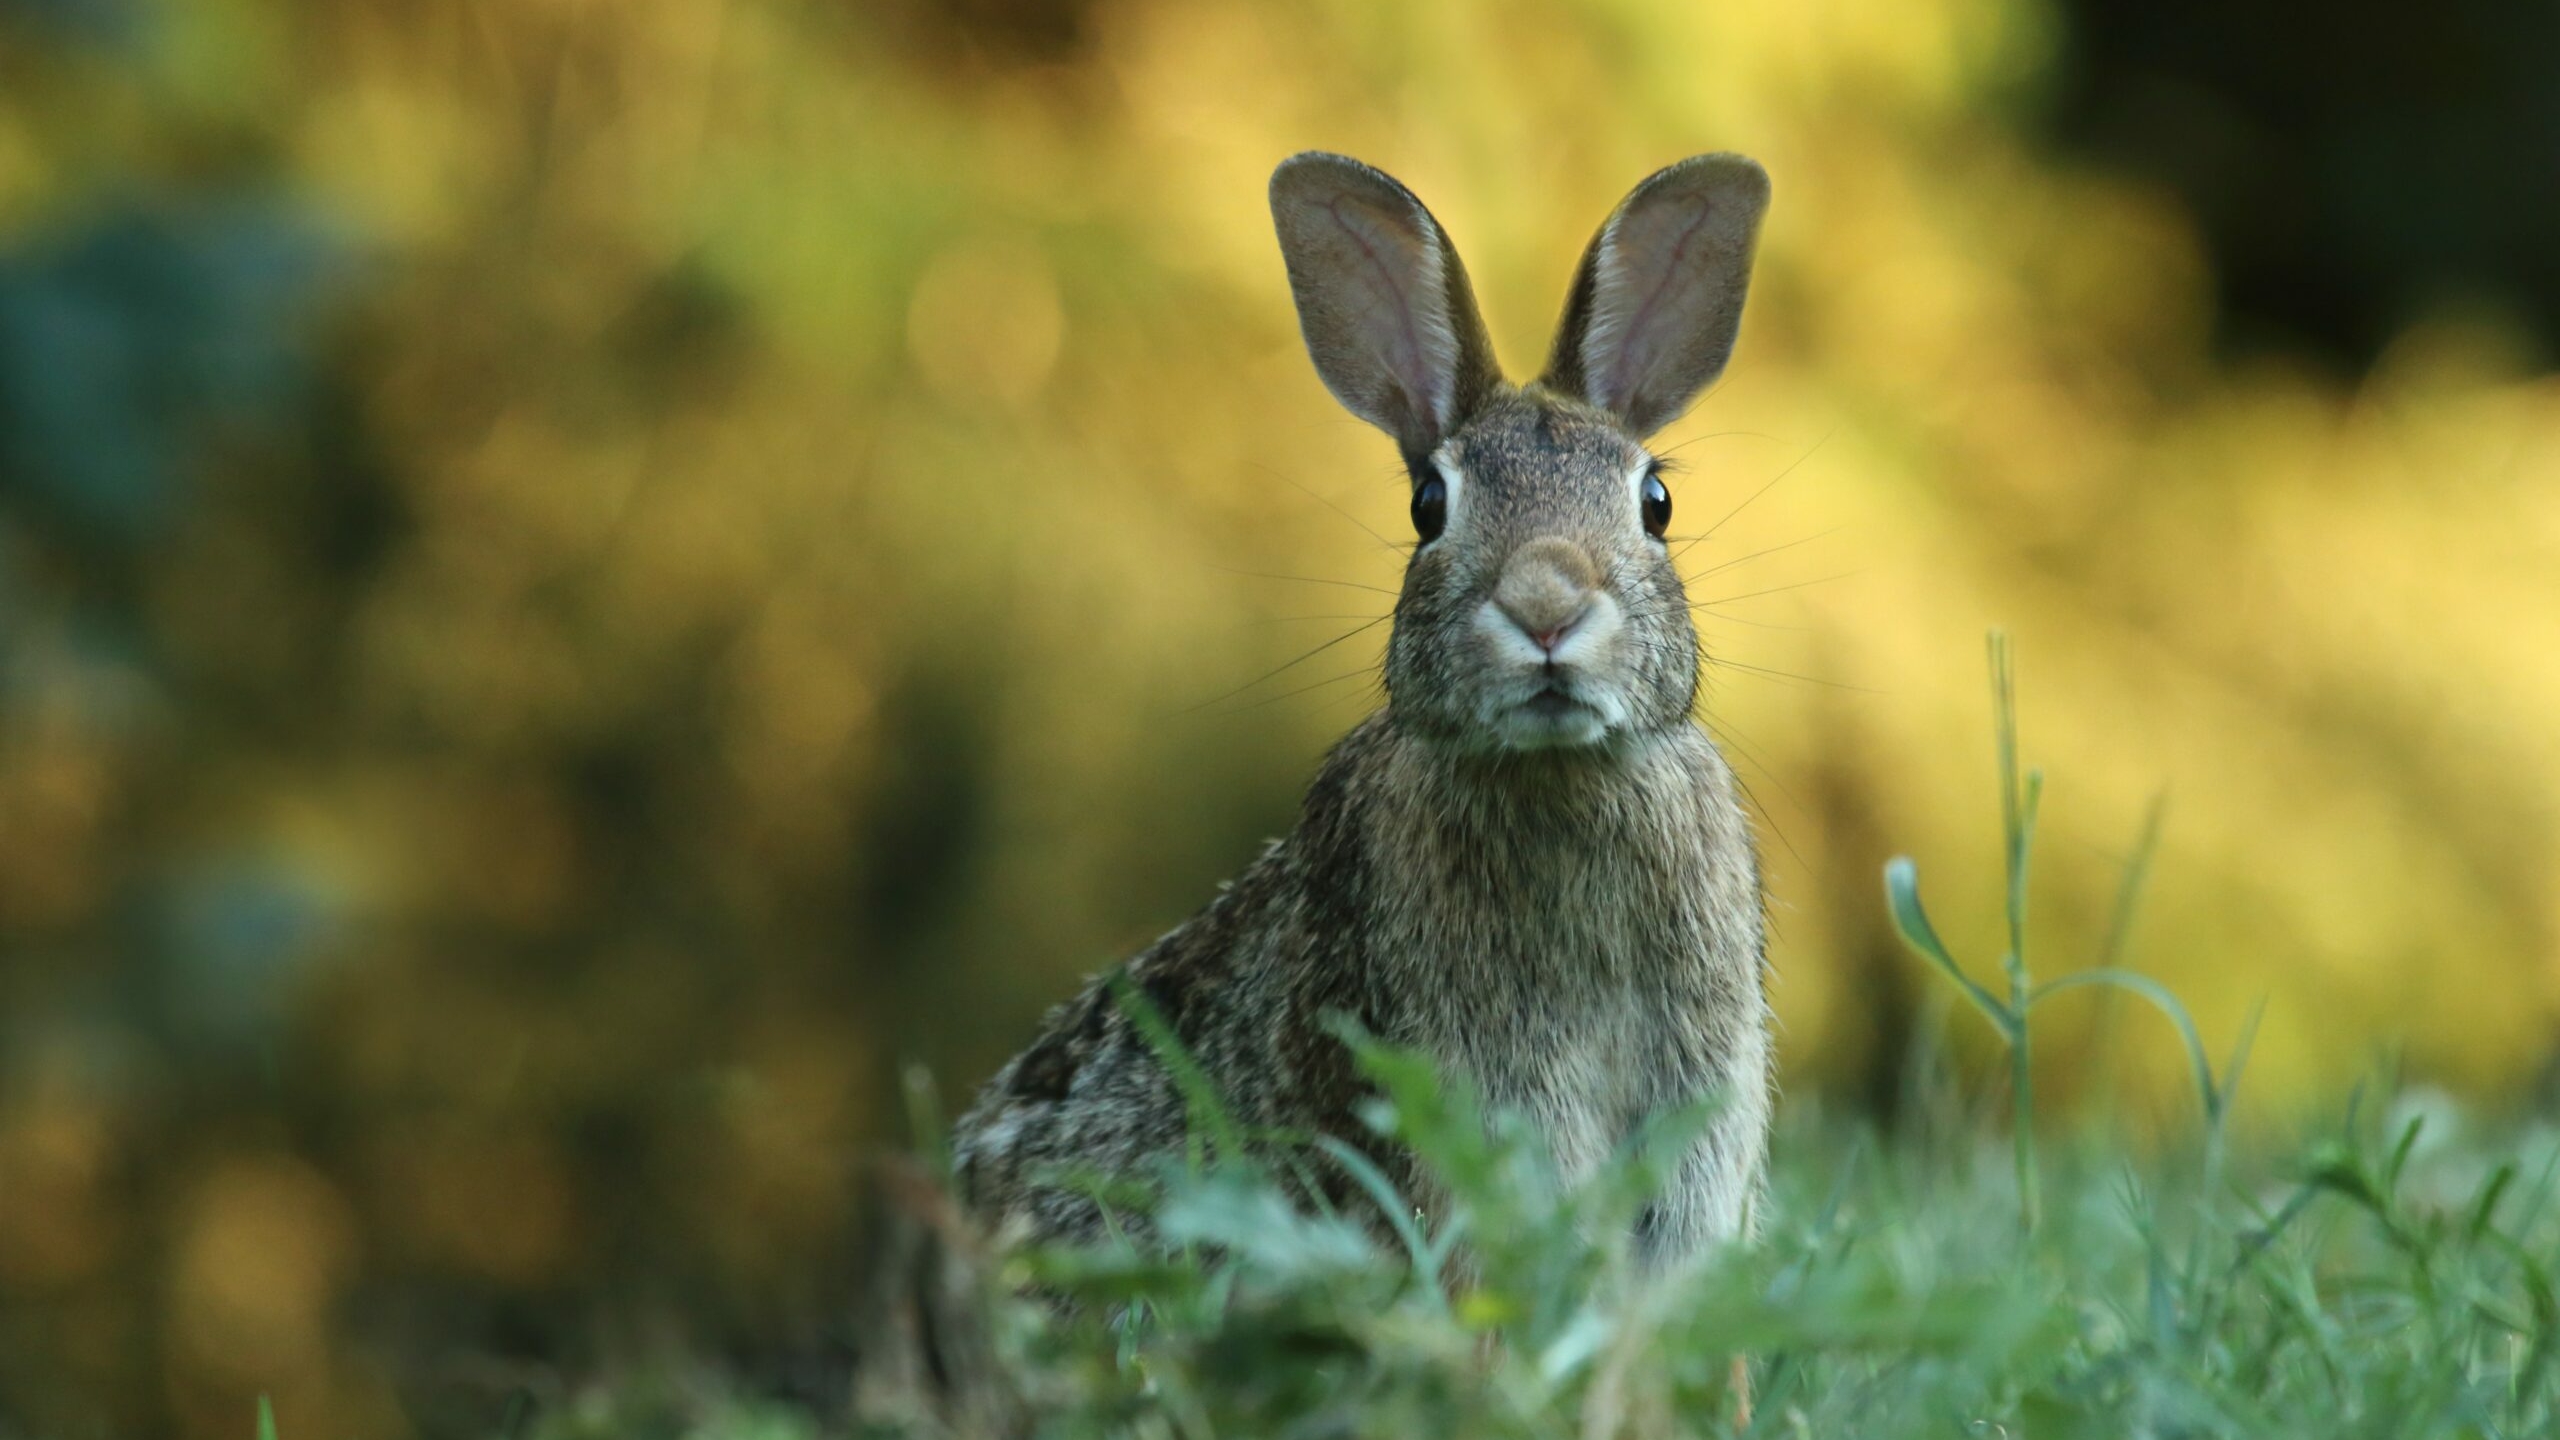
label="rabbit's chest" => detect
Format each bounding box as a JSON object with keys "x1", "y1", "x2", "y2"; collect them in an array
[
  {"x1": 1458, "y1": 948, "x2": 1692, "y2": 1183},
  {"x1": 1352, "y1": 729, "x2": 1766, "y2": 1182},
  {"x1": 1372, "y1": 823, "x2": 1754, "y2": 1183}
]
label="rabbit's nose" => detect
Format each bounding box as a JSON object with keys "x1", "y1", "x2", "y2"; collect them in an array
[{"x1": 1495, "y1": 538, "x2": 1601, "y2": 653}]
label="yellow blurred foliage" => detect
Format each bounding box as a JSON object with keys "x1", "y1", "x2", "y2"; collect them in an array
[{"x1": 0, "y1": 0, "x2": 2555, "y2": 1432}]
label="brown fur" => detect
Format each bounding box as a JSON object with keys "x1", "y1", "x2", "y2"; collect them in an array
[{"x1": 953, "y1": 152, "x2": 1775, "y2": 1271}]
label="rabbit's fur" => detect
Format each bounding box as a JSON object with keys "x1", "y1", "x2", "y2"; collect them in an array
[{"x1": 954, "y1": 151, "x2": 1774, "y2": 1270}]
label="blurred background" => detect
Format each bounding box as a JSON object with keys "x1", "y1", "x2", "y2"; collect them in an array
[{"x1": 2, "y1": 0, "x2": 2556, "y2": 1433}]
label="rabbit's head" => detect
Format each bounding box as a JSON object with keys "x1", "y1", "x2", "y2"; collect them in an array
[{"x1": 1271, "y1": 152, "x2": 1768, "y2": 754}]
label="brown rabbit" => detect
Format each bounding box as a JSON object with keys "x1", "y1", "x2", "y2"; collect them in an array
[{"x1": 953, "y1": 151, "x2": 1774, "y2": 1272}]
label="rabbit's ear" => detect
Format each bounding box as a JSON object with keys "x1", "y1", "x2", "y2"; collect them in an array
[
  {"x1": 1541, "y1": 154, "x2": 1769, "y2": 438},
  {"x1": 1270, "y1": 153, "x2": 1502, "y2": 458}
]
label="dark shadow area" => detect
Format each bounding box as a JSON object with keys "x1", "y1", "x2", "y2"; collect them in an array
[{"x1": 2042, "y1": 0, "x2": 2560, "y2": 367}]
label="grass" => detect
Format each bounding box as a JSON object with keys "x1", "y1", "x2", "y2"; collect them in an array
[{"x1": 516, "y1": 640, "x2": 2560, "y2": 1439}]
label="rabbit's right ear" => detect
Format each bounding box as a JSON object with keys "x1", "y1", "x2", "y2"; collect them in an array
[
  {"x1": 1542, "y1": 154, "x2": 1770, "y2": 438},
  {"x1": 1270, "y1": 153, "x2": 1502, "y2": 459}
]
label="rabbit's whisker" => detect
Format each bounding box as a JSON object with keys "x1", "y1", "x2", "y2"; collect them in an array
[
  {"x1": 1314, "y1": 671, "x2": 1393, "y2": 722},
  {"x1": 1677, "y1": 525, "x2": 1843, "y2": 577},
  {"x1": 1677, "y1": 430, "x2": 1832, "y2": 554},
  {"x1": 1702, "y1": 655, "x2": 1880, "y2": 694},
  {"x1": 1655, "y1": 571, "x2": 1860, "y2": 616},
  {"x1": 1692, "y1": 608, "x2": 1810, "y2": 633},
  {"x1": 1597, "y1": 629, "x2": 1868, "y2": 695},
  {"x1": 1185, "y1": 616, "x2": 1393, "y2": 714},
  {"x1": 1618, "y1": 571, "x2": 1852, "y2": 629},
  {"x1": 1250, "y1": 461, "x2": 1414, "y2": 557},
  {"x1": 1210, "y1": 566, "x2": 1401, "y2": 597},
  {"x1": 1195, "y1": 663, "x2": 1384, "y2": 719},
  {"x1": 1693, "y1": 710, "x2": 1810, "y2": 871}
]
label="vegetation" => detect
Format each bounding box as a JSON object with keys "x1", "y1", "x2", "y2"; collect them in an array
[
  {"x1": 510, "y1": 1082, "x2": 2558, "y2": 1439},
  {"x1": 519, "y1": 651, "x2": 2560, "y2": 1439}
]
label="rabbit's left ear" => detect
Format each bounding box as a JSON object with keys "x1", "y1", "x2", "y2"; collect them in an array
[
  {"x1": 1542, "y1": 154, "x2": 1769, "y2": 438},
  {"x1": 1270, "y1": 152, "x2": 1503, "y2": 459}
]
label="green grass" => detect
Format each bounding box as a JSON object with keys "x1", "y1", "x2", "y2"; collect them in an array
[{"x1": 522, "y1": 642, "x2": 2560, "y2": 1439}]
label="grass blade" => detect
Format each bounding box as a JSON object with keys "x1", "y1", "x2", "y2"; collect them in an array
[
  {"x1": 2030, "y1": 967, "x2": 2220, "y2": 1124},
  {"x1": 1884, "y1": 857, "x2": 2017, "y2": 1040}
]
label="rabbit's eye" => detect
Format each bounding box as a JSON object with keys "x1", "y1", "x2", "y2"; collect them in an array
[
  {"x1": 1410, "y1": 476, "x2": 1448, "y2": 544},
  {"x1": 1641, "y1": 470, "x2": 1672, "y2": 538}
]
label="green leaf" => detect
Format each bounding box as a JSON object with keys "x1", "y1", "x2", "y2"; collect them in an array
[
  {"x1": 1884, "y1": 856, "x2": 2017, "y2": 1040},
  {"x1": 1314, "y1": 1135, "x2": 1445, "y2": 1299},
  {"x1": 1156, "y1": 1170, "x2": 1377, "y2": 1282}
]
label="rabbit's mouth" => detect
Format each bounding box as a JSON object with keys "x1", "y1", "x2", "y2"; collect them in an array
[
  {"x1": 1520, "y1": 687, "x2": 1587, "y2": 720},
  {"x1": 1490, "y1": 680, "x2": 1617, "y2": 750}
]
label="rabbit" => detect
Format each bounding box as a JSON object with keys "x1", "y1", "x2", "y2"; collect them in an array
[{"x1": 952, "y1": 150, "x2": 1774, "y2": 1275}]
